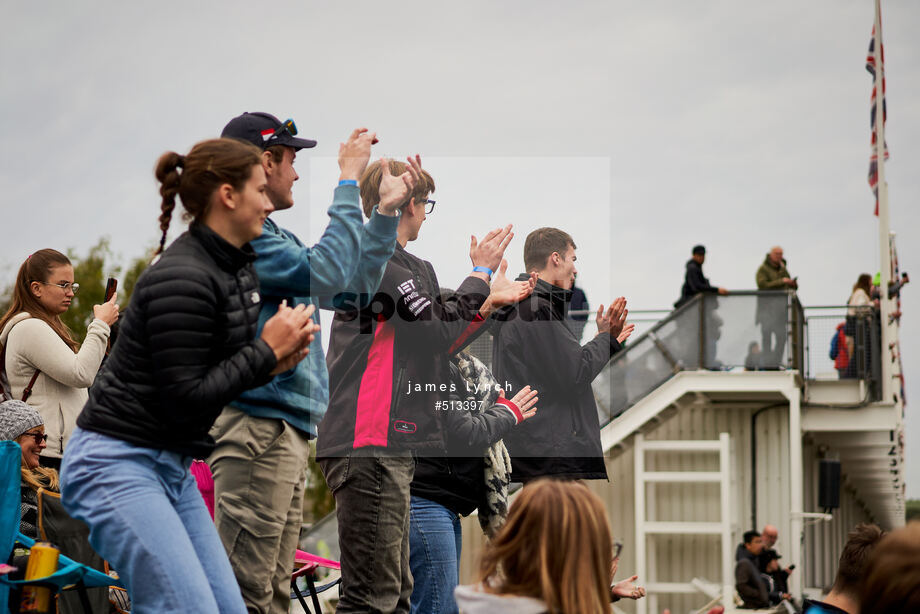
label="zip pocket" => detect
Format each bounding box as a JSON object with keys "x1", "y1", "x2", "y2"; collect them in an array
[{"x1": 392, "y1": 365, "x2": 407, "y2": 415}]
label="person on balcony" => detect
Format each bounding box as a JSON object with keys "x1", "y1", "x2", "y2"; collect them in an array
[
  {"x1": 674, "y1": 244, "x2": 726, "y2": 368},
  {"x1": 755, "y1": 246, "x2": 797, "y2": 366},
  {"x1": 674, "y1": 244, "x2": 727, "y2": 309}
]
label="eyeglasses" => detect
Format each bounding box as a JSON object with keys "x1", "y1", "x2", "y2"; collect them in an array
[
  {"x1": 32, "y1": 280, "x2": 79, "y2": 294},
  {"x1": 22, "y1": 432, "x2": 48, "y2": 444},
  {"x1": 270, "y1": 118, "x2": 298, "y2": 140},
  {"x1": 423, "y1": 199, "x2": 436, "y2": 214},
  {"x1": 613, "y1": 540, "x2": 624, "y2": 559}
]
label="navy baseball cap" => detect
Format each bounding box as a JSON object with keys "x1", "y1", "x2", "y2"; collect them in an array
[{"x1": 221, "y1": 112, "x2": 317, "y2": 151}]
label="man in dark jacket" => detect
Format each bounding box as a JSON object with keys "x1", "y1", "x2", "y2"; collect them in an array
[
  {"x1": 675, "y1": 244, "x2": 727, "y2": 308},
  {"x1": 318, "y1": 160, "x2": 533, "y2": 613},
  {"x1": 491, "y1": 227, "x2": 633, "y2": 482},
  {"x1": 736, "y1": 530, "x2": 770, "y2": 609},
  {"x1": 755, "y1": 246, "x2": 797, "y2": 367},
  {"x1": 675, "y1": 244, "x2": 727, "y2": 368}
]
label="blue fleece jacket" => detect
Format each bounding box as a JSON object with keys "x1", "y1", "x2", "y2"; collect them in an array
[{"x1": 230, "y1": 184, "x2": 399, "y2": 436}]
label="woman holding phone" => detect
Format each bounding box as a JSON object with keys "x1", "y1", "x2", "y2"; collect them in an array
[
  {"x1": 60, "y1": 137, "x2": 318, "y2": 613},
  {"x1": 0, "y1": 249, "x2": 119, "y2": 469}
]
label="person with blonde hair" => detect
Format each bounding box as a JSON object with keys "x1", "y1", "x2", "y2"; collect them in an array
[
  {"x1": 0, "y1": 248, "x2": 119, "y2": 469},
  {"x1": 455, "y1": 479, "x2": 645, "y2": 614},
  {"x1": 0, "y1": 399, "x2": 58, "y2": 538}
]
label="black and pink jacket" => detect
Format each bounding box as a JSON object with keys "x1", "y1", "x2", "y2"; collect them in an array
[{"x1": 317, "y1": 244, "x2": 490, "y2": 458}]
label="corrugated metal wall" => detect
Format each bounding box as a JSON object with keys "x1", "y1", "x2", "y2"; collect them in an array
[{"x1": 459, "y1": 400, "x2": 872, "y2": 611}]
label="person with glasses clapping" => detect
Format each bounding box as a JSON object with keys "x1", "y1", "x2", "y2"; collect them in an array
[{"x1": 0, "y1": 248, "x2": 119, "y2": 470}]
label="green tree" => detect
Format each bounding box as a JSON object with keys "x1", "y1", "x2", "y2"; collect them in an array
[{"x1": 907, "y1": 499, "x2": 920, "y2": 522}]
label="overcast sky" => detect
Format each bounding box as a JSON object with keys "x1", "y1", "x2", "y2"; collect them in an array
[{"x1": 2, "y1": 1, "x2": 918, "y2": 497}]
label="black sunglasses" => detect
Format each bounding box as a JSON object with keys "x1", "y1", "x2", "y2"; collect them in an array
[{"x1": 22, "y1": 432, "x2": 48, "y2": 444}]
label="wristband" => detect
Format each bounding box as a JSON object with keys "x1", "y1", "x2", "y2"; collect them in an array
[
  {"x1": 338, "y1": 179, "x2": 358, "y2": 187},
  {"x1": 473, "y1": 266, "x2": 493, "y2": 278}
]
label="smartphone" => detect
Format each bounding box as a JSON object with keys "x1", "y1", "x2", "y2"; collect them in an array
[
  {"x1": 788, "y1": 564, "x2": 796, "y2": 570},
  {"x1": 105, "y1": 277, "x2": 118, "y2": 302}
]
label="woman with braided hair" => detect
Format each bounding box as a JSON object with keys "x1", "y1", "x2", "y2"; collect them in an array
[{"x1": 60, "y1": 137, "x2": 320, "y2": 613}]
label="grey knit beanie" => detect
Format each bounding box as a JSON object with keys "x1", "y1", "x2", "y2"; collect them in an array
[{"x1": 0, "y1": 399, "x2": 43, "y2": 441}]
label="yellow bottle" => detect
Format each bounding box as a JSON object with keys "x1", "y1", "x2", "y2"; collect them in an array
[{"x1": 20, "y1": 541, "x2": 59, "y2": 613}]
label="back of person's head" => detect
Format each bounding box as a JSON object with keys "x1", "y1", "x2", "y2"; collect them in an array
[
  {"x1": 858, "y1": 522, "x2": 920, "y2": 614},
  {"x1": 523, "y1": 228, "x2": 576, "y2": 274},
  {"x1": 477, "y1": 479, "x2": 612, "y2": 614},
  {"x1": 831, "y1": 523, "x2": 885, "y2": 598},
  {"x1": 358, "y1": 159, "x2": 435, "y2": 218},
  {"x1": 0, "y1": 249, "x2": 78, "y2": 352},
  {"x1": 154, "y1": 138, "x2": 263, "y2": 254},
  {"x1": 853, "y1": 273, "x2": 872, "y2": 295}
]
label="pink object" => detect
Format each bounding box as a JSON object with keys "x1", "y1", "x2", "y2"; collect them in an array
[
  {"x1": 190, "y1": 459, "x2": 215, "y2": 518},
  {"x1": 707, "y1": 608, "x2": 724, "y2": 614}
]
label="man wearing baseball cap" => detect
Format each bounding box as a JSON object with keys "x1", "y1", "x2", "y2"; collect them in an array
[{"x1": 211, "y1": 111, "x2": 421, "y2": 613}]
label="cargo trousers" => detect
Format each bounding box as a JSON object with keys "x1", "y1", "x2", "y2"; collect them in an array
[{"x1": 209, "y1": 407, "x2": 311, "y2": 614}]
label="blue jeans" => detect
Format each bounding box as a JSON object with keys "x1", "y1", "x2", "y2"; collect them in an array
[
  {"x1": 61, "y1": 427, "x2": 246, "y2": 614},
  {"x1": 409, "y1": 496, "x2": 462, "y2": 614}
]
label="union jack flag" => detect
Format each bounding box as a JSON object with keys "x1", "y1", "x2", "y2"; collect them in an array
[{"x1": 866, "y1": 16, "x2": 888, "y2": 216}]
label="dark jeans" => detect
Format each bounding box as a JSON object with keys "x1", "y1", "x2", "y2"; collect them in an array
[{"x1": 319, "y1": 450, "x2": 415, "y2": 614}]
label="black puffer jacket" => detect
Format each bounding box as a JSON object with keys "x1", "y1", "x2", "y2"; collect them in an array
[
  {"x1": 491, "y1": 277, "x2": 620, "y2": 482},
  {"x1": 78, "y1": 223, "x2": 277, "y2": 458}
]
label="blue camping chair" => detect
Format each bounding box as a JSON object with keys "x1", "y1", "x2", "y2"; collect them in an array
[{"x1": 0, "y1": 440, "x2": 123, "y2": 613}]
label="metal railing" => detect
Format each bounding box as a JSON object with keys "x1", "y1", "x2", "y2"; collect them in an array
[
  {"x1": 803, "y1": 306, "x2": 881, "y2": 399},
  {"x1": 592, "y1": 291, "x2": 805, "y2": 423}
]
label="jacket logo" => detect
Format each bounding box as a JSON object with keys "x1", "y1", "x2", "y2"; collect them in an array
[
  {"x1": 251, "y1": 292, "x2": 260, "y2": 304},
  {"x1": 394, "y1": 420, "x2": 417, "y2": 434},
  {"x1": 397, "y1": 279, "x2": 416, "y2": 295}
]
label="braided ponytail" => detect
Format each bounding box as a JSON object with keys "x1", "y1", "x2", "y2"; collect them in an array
[
  {"x1": 154, "y1": 152, "x2": 184, "y2": 255},
  {"x1": 151, "y1": 138, "x2": 262, "y2": 257}
]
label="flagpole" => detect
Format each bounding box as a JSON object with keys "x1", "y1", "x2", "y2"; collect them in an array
[{"x1": 873, "y1": 0, "x2": 893, "y2": 402}]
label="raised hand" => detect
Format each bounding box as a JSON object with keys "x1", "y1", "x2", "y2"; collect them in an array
[
  {"x1": 93, "y1": 292, "x2": 119, "y2": 326},
  {"x1": 378, "y1": 154, "x2": 423, "y2": 214},
  {"x1": 338, "y1": 128, "x2": 377, "y2": 181},
  {"x1": 503, "y1": 386, "x2": 538, "y2": 421},
  {"x1": 596, "y1": 297, "x2": 627, "y2": 338},
  {"x1": 470, "y1": 224, "x2": 513, "y2": 273}
]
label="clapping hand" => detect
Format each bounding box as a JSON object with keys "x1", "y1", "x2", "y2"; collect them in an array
[
  {"x1": 502, "y1": 386, "x2": 538, "y2": 422},
  {"x1": 596, "y1": 297, "x2": 628, "y2": 339},
  {"x1": 338, "y1": 128, "x2": 377, "y2": 181},
  {"x1": 470, "y1": 224, "x2": 514, "y2": 273},
  {"x1": 261, "y1": 302, "x2": 321, "y2": 375},
  {"x1": 488, "y1": 260, "x2": 534, "y2": 307},
  {"x1": 378, "y1": 155, "x2": 423, "y2": 215}
]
